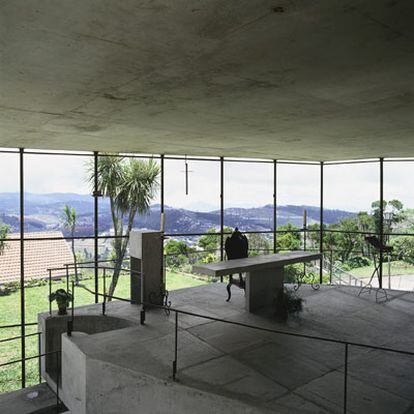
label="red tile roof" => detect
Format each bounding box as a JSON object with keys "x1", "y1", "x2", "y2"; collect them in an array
[{"x1": 0, "y1": 232, "x2": 74, "y2": 284}]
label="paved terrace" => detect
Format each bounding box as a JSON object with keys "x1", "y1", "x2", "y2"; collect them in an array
[
  {"x1": 3, "y1": 283, "x2": 413, "y2": 413},
  {"x1": 66, "y1": 284, "x2": 414, "y2": 413}
]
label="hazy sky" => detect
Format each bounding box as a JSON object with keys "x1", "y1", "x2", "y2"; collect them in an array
[{"x1": 0, "y1": 152, "x2": 413, "y2": 212}]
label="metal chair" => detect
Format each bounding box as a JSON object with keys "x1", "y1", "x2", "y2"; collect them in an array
[{"x1": 224, "y1": 228, "x2": 248, "y2": 301}]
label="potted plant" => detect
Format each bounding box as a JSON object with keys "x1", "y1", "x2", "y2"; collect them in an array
[
  {"x1": 49, "y1": 289, "x2": 73, "y2": 315},
  {"x1": 274, "y1": 287, "x2": 303, "y2": 321}
]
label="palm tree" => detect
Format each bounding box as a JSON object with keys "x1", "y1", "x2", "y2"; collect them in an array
[
  {"x1": 61, "y1": 205, "x2": 79, "y2": 283},
  {"x1": 88, "y1": 154, "x2": 160, "y2": 298}
]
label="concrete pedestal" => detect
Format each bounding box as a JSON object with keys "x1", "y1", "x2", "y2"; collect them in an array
[
  {"x1": 129, "y1": 230, "x2": 164, "y2": 306},
  {"x1": 245, "y1": 267, "x2": 284, "y2": 312}
]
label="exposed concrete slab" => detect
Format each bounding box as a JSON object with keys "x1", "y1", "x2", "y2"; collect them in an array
[
  {"x1": 181, "y1": 355, "x2": 288, "y2": 401},
  {"x1": 295, "y1": 370, "x2": 412, "y2": 414},
  {"x1": 1, "y1": 1, "x2": 414, "y2": 160},
  {"x1": 188, "y1": 321, "x2": 269, "y2": 354},
  {"x1": 235, "y1": 341, "x2": 334, "y2": 390},
  {"x1": 346, "y1": 350, "x2": 414, "y2": 401},
  {"x1": 267, "y1": 392, "x2": 331, "y2": 414}
]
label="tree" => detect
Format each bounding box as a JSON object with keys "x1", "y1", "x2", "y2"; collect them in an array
[
  {"x1": 164, "y1": 239, "x2": 193, "y2": 268},
  {"x1": 198, "y1": 227, "x2": 233, "y2": 252},
  {"x1": 371, "y1": 199, "x2": 404, "y2": 234},
  {"x1": 61, "y1": 205, "x2": 79, "y2": 282},
  {"x1": 332, "y1": 217, "x2": 362, "y2": 262},
  {"x1": 88, "y1": 154, "x2": 160, "y2": 298},
  {"x1": 248, "y1": 233, "x2": 271, "y2": 256},
  {"x1": 0, "y1": 222, "x2": 10, "y2": 255},
  {"x1": 276, "y1": 223, "x2": 301, "y2": 251}
]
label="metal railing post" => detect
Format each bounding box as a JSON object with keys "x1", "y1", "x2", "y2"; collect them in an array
[
  {"x1": 56, "y1": 351, "x2": 60, "y2": 413},
  {"x1": 49, "y1": 269, "x2": 52, "y2": 315},
  {"x1": 172, "y1": 311, "x2": 178, "y2": 381},
  {"x1": 67, "y1": 281, "x2": 75, "y2": 336},
  {"x1": 38, "y1": 333, "x2": 42, "y2": 384},
  {"x1": 344, "y1": 343, "x2": 349, "y2": 414},
  {"x1": 65, "y1": 264, "x2": 69, "y2": 293},
  {"x1": 329, "y1": 248, "x2": 333, "y2": 284},
  {"x1": 102, "y1": 268, "x2": 106, "y2": 316}
]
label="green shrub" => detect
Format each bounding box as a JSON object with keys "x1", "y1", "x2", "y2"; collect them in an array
[{"x1": 345, "y1": 256, "x2": 371, "y2": 269}]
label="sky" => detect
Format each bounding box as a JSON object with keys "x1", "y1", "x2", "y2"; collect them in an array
[{"x1": 0, "y1": 152, "x2": 413, "y2": 213}]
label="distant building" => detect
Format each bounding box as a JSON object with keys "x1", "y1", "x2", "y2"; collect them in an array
[{"x1": 0, "y1": 231, "x2": 74, "y2": 284}]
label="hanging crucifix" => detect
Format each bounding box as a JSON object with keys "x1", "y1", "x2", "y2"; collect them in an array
[{"x1": 181, "y1": 155, "x2": 193, "y2": 195}]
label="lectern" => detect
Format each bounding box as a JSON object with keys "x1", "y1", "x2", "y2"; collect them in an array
[{"x1": 129, "y1": 230, "x2": 164, "y2": 306}]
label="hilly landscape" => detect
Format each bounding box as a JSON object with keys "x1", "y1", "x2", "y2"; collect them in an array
[{"x1": 0, "y1": 193, "x2": 354, "y2": 236}]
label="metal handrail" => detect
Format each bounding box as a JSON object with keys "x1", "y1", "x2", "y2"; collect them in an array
[{"x1": 0, "y1": 331, "x2": 41, "y2": 344}]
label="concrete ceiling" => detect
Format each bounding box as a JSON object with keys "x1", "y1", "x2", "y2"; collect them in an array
[{"x1": 1, "y1": 0, "x2": 414, "y2": 161}]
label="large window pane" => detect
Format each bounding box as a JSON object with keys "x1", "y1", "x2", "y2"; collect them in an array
[
  {"x1": 277, "y1": 163, "x2": 320, "y2": 253},
  {"x1": 224, "y1": 161, "x2": 273, "y2": 231},
  {"x1": 24, "y1": 153, "x2": 93, "y2": 237},
  {"x1": 165, "y1": 235, "x2": 218, "y2": 290},
  {"x1": 164, "y1": 157, "x2": 220, "y2": 235},
  {"x1": 324, "y1": 162, "x2": 379, "y2": 286},
  {"x1": 98, "y1": 155, "x2": 161, "y2": 234}
]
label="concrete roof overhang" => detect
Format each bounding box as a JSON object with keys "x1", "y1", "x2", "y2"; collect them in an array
[{"x1": 1, "y1": 1, "x2": 414, "y2": 161}]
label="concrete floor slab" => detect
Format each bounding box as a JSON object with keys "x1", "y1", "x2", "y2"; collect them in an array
[
  {"x1": 268, "y1": 392, "x2": 331, "y2": 414},
  {"x1": 0, "y1": 383, "x2": 62, "y2": 414},
  {"x1": 188, "y1": 321, "x2": 269, "y2": 354},
  {"x1": 346, "y1": 349, "x2": 414, "y2": 401},
  {"x1": 235, "y1": 341, "x2": 334, "y2": 390},
  {"x1": 295, "y1": 370, "x2": 412, "y2": 414},
  {"x1": 32, "y1": 283, "x2": 414, "y2": 413},
  {"x1": 181, "y1": 355, "x2": 288, "y2": 402}
]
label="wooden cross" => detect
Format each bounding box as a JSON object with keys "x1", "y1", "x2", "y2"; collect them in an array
[{"x1": 180, "y1": 155, "x2": 193, "y2": 195}]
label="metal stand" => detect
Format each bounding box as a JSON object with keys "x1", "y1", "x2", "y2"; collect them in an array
[
  {"x1": 149, "y1": 286, "x2": 171, "y2": 315},
  {"x1": 294, "y1": 265, "x2": 320, "y2": 291},
  {"x1": 358, "y1": 252, "x2": 388, "y2": 303}
]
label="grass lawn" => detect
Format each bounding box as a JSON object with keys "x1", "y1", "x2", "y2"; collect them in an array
[
  {"x1": 350, "y1": 260, "x2": 414, "y2": 278},
  {"x1": 0, "y1": 270, "x2": 207, "y2": 393}
]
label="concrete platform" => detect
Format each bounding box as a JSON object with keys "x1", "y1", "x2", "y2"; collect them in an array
[{"x1": 51, "y1": 284, "x2": 414, "y2": 413}]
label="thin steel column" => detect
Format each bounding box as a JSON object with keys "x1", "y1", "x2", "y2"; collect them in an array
[
  {"x1": 319, "y1": 161, "x2": 324, "y2": 284},
  {"x1": 160, "y1": 155, "x2": 165, "y2": 215},
  {"x1": 94, "y1": 151, "x2": 99, "y2": 303},
  {"x1": 343, "y1": 343, "x2": 349, "y2": 414},
  {"x1": 19, "y1": 148, "x2": 26, "y2": 388},
  {"x1": 273, "y1": 160, "x2": 277, "y2": 253},
  {"x1": 220, "y1": 157, "x2": 224, "y2": 262},
  {"x1": 379, "y1": 158, "x2": 384, "y2": 289},
  {"x1": 172, "y1": 311, "x2": 178, "y2": 380}
]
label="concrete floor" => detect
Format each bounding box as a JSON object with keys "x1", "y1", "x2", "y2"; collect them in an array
[
  {"x1": 2, "y1": 283, "x2": 413, "y2": 413},
  {"x1": 59, "y1": 283, "x2": 413, "y2": 414},
  {"x1": 0, "y1": 383, "x2": 68, "y2": 414}
]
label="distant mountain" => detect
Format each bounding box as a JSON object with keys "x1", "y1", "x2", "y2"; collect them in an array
[{"x1": 0, "y1": 193, "x2": 355, "y2": 235}]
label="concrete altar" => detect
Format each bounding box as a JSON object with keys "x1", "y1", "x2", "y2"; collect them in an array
[{"x1": 193, "y1": 252, "x2": 321, "y2": 312}]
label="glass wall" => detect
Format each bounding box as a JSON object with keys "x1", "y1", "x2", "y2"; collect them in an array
[
  {"x1": 324, "y1": 161, "x2": 380, "y2": 286},
  {"x1": 0, "y1": 150, "x2": 22, "y2": 392},
  {"x1": 163, "y1": 157, "x2": 221, "y2": 287},
  {"x1": 2, "y1": 150, "x2": 414, "y2": 393},
  {"x1": 383, "y1": 160, "x2": 414, "y2": 290},
  {"x1": 277, "y1": 162, "x2": 320, "y2": 255}
]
